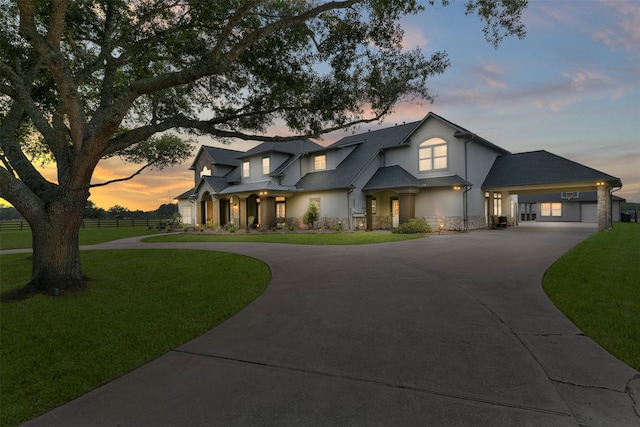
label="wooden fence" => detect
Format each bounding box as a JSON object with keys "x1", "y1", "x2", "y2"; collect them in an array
[{"x1": 0, "y1": 218, "x2": 166, "y2": 231}]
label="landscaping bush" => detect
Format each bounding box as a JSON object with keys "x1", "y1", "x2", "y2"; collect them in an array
[
  {"x1": 303, "y1": 200, "x2": 319, "y2": 228},
  {"x1": 392, "y1": 218, "x2": 431, "y2": 234}
]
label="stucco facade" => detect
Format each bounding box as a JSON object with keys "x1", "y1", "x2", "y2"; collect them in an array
[{"x1": 176, "y1": 113, "x2": 622, "y2": 232}]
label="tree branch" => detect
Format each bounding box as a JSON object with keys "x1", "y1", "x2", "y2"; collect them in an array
[
  {"x1": 17, "y1": 0, "x2": 87, "y2": 148},
  {"x1": 89, "y1": 163, "x2": 152, "y2": 188},
  {"x1": 0, "y1": 103, "x2": 53, "y2": 192},
  {"x1": 124, "y1": 1, "x2": 359, "y2": 101}
]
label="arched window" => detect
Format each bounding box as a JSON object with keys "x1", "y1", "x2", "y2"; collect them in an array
[{"x1": 419, "y1": 138, "x2": 447, "y2": 171}]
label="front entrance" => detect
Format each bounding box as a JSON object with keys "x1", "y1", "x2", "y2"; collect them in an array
[{"x1": 391, "y1": 198, "x2": 399, "y2": 228}]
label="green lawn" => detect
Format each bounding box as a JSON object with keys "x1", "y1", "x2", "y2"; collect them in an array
[
  {"x1": 3, "y1": 222, "x2": 636, "y2": 426},
  {"x1": 145, "y1": 230, "x2": 425, "y2": 245},
  {"x1": 543, "y1": 223, "x2": 639, "y2": 371},
  {"x1": 0, "y1": 250, "x2": 270, "y2": 427},
  {"x1": 0, "y1": 226, "x2": 161, "y2": 250}
]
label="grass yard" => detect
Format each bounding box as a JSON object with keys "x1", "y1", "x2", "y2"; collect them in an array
[
  {"x1": 145, "y1": 230, "x2": 425, "y2": 245},
  {"x1": 0, "y1": 249, "x2": 270, "y2": 427},
  {"x1": 0, "y1": 226, "x2": 160, "y2": 250},
  {"x1": 543, "y1": 223, "x2": 639, "y2": 371}
]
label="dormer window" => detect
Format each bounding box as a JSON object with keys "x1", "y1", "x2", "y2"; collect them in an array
[
  {"x1": 242, "y1": 161, "x2": 250, "y2": 178},
  {"x1": 262, "y1": 157, "x2": 270, "y2": 175},
  {"x1": 419, "y1": 138, "x2": 447, "y2": 171},
  {"x1": 314, "y1": 154, "x2": 327, "y2": 171},
  {"x1": 200, "y1": 166, "x2": 212, "y2": 177}
]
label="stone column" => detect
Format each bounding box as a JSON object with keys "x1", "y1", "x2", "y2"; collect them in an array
[
  {"x1": 366, "y1": 195, "x2": 373, "y2": 231},
  {"x1": 239, "y1": 197, "x2": 247, "y2": 229},
  {"x1": 398, "y1": 192, "x2": 415, "y2": 225},
  {"x1": 260, "y1": 196, "x2": 277, "y2": 229},
  {"x1": 597, "y1": 183, "x2": 610, "y2": 232}
]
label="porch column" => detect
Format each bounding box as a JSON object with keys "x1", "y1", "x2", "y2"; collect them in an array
[
  {"x1": 398, "y1": 192, "x2": 415, "y2": 225},
  {"x1": 260, "y1": 196, "x2": 277, "y2": 229},
  {"x1": 366, "y1": 195, "x2": 373, "y2": 231},
  {"x1": 239, "y1": 197, "x2": 247, "y2": 229},
  {"x1": 597, "y1": 183, "x2": 611, "y2": 231}
]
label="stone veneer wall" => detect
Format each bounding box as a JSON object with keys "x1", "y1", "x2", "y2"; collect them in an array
[
  {"x1": 423, "y1": 215, "x2": 487, "y2": 231},
  {"x1": 285, "y1": 215, "x2": 489, "y2": 231},
  {"x1": 287, "y1": 216, "x2": 351, "y2": 230},
  {"x1": 372, "y1": 215, "x2": 392, "y2": 230}
]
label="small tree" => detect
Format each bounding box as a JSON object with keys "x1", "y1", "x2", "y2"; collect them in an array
[{"x1": 303, "y1": 201, "x2": 320, "y2": 229}]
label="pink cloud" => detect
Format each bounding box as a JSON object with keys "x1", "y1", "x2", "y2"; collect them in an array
[
  {"x1": 401, "y1": 25, "x2": 431, "y2": 51},
  {"x1": 594, "y1": 1, "x2": 640, "y2": 51}
]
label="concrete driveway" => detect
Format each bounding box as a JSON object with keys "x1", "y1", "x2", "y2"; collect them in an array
[{"x1": 23, "y1": 224, "x2": 639, "y2": 426}]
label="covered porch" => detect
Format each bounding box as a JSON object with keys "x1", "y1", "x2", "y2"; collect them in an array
[
  {"x1": 362, "y1": 166, "x2": 472, "y2": 231},
  {"x1": 482, "y1": 151, "x2": 623, "y2": 232}
]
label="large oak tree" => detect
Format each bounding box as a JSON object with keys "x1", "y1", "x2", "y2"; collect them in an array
[{"x1": 0, "y1": 0, "x2": 526, "y2": 299}]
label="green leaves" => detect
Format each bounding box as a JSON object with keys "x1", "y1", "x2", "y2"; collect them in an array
[{"x1": 116, "y1": 134, "x2": 192, "y2": 170}]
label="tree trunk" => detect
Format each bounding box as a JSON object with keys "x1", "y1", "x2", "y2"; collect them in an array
[{"x1": 27, "y1": 196, "x2": 86, "y2": 296}]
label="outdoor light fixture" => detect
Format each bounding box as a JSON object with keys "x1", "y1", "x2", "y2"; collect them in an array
[{"x1": 453, "y1": 186, "x2": 461, "y2": 190}]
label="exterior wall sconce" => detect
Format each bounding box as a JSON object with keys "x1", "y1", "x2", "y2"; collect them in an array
[
  {"x1": 453, "y1": 186, "x2": 461, "y2": 190},
  {"x1": 596, "y1": 181, "x2": 605, "y2": 186}
]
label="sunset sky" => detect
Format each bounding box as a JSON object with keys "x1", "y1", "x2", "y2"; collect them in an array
[{"x1": 11, "y1": 0, "x2": 640, "y2": 211}]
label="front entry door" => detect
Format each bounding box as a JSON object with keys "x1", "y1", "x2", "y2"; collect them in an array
[{"x1": 391, "y1": 198, "x2": 399, "y2": 228}]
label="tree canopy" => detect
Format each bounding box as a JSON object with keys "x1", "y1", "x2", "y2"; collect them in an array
[{"x1": 0, "y1": 0, "x2": 526, "y2": 297}]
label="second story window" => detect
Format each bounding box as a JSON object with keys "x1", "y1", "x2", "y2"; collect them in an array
[
  {"x1": 314, "y1": 154, "x2": 327, "y2": 171},
  {"x1": 262, "y1": 157, "x2": 270, "y2": 175},
  {"x1": 419, "y1": 138, "x2": 448, "y2": 172},
  {"x1": 242, "y1": 161, "x2": 250, "y2": 178}
]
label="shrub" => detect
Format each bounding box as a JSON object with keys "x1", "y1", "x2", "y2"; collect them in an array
[
  {"x1": 303, "y1": 200, "x2": 319, "y2": 228},
  {"x1": 392, "y1": 218, "x2": 431, "y2": 234}
]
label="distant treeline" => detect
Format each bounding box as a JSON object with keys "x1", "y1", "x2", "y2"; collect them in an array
[{"x1": 0, "y1": 201, "x2": 178, "y2": 221}]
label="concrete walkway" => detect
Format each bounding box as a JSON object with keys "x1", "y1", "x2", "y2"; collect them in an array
[{"x1": 21, "y1": 224, "x2": 640, "y2": 426}]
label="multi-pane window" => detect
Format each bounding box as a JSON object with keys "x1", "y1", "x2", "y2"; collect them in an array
[
  {"x1": 419, "y1": 138, "x2": 447, "y2": 171},
  {"x1": 540, "y1": 202, "x2": 562, "y2": 217},
  {"x1": 262, "y1": 157, "x2": 270, "y2": 175},
  {"x1": 242, "y1": 161, "x2": 250, "y2": 178},
  {"x1": 276, "y1": 197, "x2": 286, "y2": 218},
  {"x1": 181, "y1": 206, "x2": 192, "y2": 224},
  {"x1": 493, "y1": 192, "x2": 502, "y2": 216},
  {"x1": 314, "y1": 154, "x2": 327, "y2": 170}
]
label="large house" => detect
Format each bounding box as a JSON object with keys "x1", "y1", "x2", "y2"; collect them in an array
[{"x1": 176, "y1": 113, "x2": 622, "y2": 232}]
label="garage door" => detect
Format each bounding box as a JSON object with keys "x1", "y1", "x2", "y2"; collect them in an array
[{"x1": 581, "y1": 203, "x2": 597, "y2": 223}]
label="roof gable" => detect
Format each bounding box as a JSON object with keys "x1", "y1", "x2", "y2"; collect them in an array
[
  {"x1": 189, "y1": 146, "x2": 243, "y2": 170},
  {"x1": 483, "y1": 150, "x2": 622, "y2": 189},
  {"x1": 237, "y1": 139, "x2": 323, "y2": 158},
  {"x1": 174, "y1": 188, "x2": 195, "y2": 199},
  {"x1": 363, "y1": 166, "x2": 471, "y2": 191}
]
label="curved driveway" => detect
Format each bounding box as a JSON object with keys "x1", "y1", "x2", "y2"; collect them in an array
[{"x1": 23, "y1": 224, "x2": 639, "y2": 426}]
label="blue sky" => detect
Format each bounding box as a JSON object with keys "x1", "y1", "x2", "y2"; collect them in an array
[{"x1": 56, "y1": 0, "x2": 640, "y2": 210}]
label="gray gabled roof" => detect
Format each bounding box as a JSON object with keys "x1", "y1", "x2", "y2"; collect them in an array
[
  {"x1": 482, "y1": 150, "x2": 622, "y2": 189},
  {"x1": 297, "y1": 122, "x2": 420, "y2": 191},
  {"x1": 189, "y1": 146, "x2": 243, "y2": 170},
  {"x1": 297, "y1": 112, "x2": 509, "y2": 192},
  {"x1": 236, "y1": 139, "x2": 323, "y2": 158},
  {"x1": 174, "y1": 188, "x2": 195, "y2": 200},
  {"x1": 363, "y1": 166, "x2": 471, "y2": 191},
  {"x1": 197, "y1": 176, "x2": 233, "y2": 193},
  {"x1": 270, "y1": 153, "x2": 302, "y2": 177}
]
